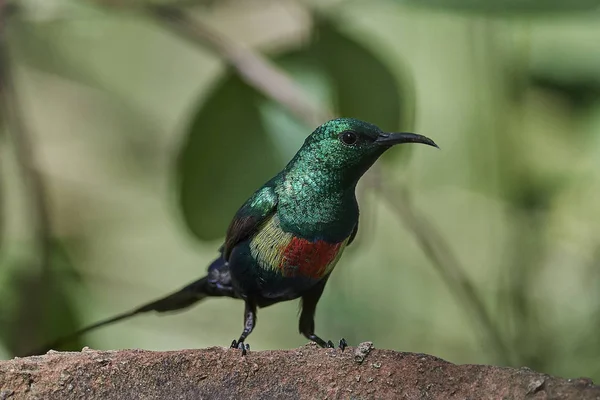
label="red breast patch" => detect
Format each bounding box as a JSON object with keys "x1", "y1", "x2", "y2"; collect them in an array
[{"x1": 279, "y1": 237, "x2": 343, "y2": 279}]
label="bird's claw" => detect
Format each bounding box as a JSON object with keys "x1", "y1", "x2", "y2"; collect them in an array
[
  {"x1": 323, "y1": 338, "x2": 347, "y2": 351},
  {"x1": 230, "y1": 340, "x2": 250, "y2": 356},
  {"x1": 241, "y1": 343, "x2": 250, "y2": 356}
]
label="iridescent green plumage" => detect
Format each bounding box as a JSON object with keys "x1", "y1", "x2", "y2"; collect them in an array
[{"x1": 31, "y1": 118, "x2": 437, "y2": 356}]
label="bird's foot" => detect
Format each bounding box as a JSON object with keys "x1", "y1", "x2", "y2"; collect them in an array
[
  {"x1": 317, "y1": 338, "x2": 347, "y2": 351},
  {"x1": 230, "y1": 339, "x2": 250, "y2": 356}
]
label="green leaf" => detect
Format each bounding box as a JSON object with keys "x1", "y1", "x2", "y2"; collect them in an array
[
  {"x1": 176, "y1": 16, "x2": 412, "y2": 240},
  {"x1": 176, "y1": 75, "x2": 282, "y2": 240},
  {"x1": 312, "y1": 17, "x2": 410, "y2": 133},
  {"x1": 399, "y1": 0, "x2": 600, "y2": 14},
  {"x1": 258, "y1": 55, "x2": 334, "y2": 160}
]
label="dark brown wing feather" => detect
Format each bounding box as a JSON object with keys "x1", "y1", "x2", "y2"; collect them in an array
[{"x1": 223, "y1": 185, "x2": 278, "y2": 260}]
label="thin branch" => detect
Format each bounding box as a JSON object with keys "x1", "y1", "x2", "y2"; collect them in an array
[
  {"x1": 377, "y1": 182, "x2": 512, "y2": 365},
  {"x1": 0, "y1": 3, "x2": 53, "y2": 282},
  {"x1": 146, "y1": 4, "x2": 331, "y2": 127}
]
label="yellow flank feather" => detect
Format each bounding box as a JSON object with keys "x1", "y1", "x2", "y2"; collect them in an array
[
  {"x1": 324, "y1": 239, "x2": 348, "y2": 276},
  {"x1": 249, "y1": 215, "x2": 292, "y2": 272},
  {"x1": 250, "y1": 214, "x2": 349, "y2": 278}
]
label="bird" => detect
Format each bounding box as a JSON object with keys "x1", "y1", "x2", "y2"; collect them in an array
[{"x1": 31, "y1": 117, "x2": 438, "y2": 356}]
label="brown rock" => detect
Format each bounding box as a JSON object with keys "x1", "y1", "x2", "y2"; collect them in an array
[{"x1": 0, "y1": 343, "x2": 598, "y2": 399}]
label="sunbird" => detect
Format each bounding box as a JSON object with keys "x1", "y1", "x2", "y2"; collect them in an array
[{"x1": 33, "y1": 118, "x2": 437, "y2": 355}]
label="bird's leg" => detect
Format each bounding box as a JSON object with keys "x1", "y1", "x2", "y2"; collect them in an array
[
  {"x1": 299, "y1": 279, "x2": 347, "y2": 351},
  {"x1": 230, "y1": 300, "x2": 256, "y2": 356}
]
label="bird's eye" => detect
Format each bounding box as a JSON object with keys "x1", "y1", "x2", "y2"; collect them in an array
[{"x1": 339, "y1": 131, "x2": 358, "y2": 146}]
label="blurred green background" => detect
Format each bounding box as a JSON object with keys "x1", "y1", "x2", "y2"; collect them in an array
[{"x1": 1, "y1": 0, "x2": 600, "y2": 382}]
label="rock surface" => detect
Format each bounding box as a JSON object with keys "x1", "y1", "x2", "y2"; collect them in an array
[{"x1": 0, "y1": 343, "x2": 598, "y2": 399}]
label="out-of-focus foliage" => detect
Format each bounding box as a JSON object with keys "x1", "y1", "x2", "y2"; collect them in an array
[
  {"x1": 1, "y1": 0, "x2": 600, "y2": 383},
  {"x1": 179, "y1": 17, "x2": 409, "y2": 239},
  {"x1": 0, "y1": 241, "x2": 84, "y2": 355},
  {"x1": 400, "y1": 0, "x2": 600, "y2": 13}
]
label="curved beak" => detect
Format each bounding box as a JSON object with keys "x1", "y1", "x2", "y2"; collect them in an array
[{"x1": 375, "y1": 132, "x2": 439, "y2": 149}]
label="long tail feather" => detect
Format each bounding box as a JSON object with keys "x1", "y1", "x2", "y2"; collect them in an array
[{"x1": 24, "y1": 276, "x2": 218, "y2": 356}]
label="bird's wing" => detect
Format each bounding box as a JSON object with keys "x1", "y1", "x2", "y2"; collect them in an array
[
  {"x1": 223, "y1": 185, "x2": 279, "y2": 261},
  {"x1": 347, "y1": 221, "x2": 359, "y2": 245}
]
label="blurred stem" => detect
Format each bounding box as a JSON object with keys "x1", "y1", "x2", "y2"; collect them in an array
[
  {"x1": 505, "y1": 211, "x2": 549, "y2": 369},
  {"x1": 0, "y1": 2, "x2": 53, "y2": 285},
  {"x1": 146, "y1": 4, "x2": 331, "y2": 127},
  {"x1": 377, "y1": 182, "x2": 512, "y2": 365}
]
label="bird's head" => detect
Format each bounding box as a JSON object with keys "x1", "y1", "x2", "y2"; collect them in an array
[{"x1": 290, "y1": 118, "x2": 438, "y2": 185}]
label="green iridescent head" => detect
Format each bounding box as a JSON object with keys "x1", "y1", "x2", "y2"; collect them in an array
[{"x1": 289, "y1": 117, "x2": 437, "y2": 185}]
